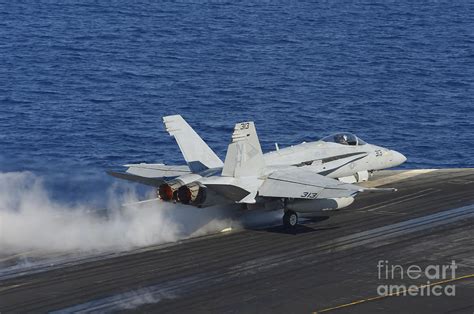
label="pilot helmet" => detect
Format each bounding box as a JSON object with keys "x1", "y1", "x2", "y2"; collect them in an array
[{"x1": 335, "y1": 134, "x2": 348, "y2": 144}]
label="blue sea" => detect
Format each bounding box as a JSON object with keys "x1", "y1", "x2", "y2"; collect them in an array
[{"x1": 1, "y1": 1, "x2": 473, "y2": 206}]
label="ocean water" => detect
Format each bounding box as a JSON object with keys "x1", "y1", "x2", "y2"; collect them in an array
[{"x1": 0, "y1": 1, "x2": 473, "y2": 205}]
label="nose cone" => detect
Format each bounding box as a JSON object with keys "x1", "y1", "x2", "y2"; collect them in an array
[{"x1": 391, "y1": 150, "x2": 407, "y2": 166}]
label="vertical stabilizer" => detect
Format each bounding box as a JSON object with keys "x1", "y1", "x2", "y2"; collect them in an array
[
  {"x1": 163, "y1": 115, "x2": 223, "y2": 172},
  {"x1": 222, "y1": 122, "x2": 265, "y2": 178}
]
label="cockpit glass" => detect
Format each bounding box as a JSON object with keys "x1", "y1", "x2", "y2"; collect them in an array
[
  {"x1": 321, "y1": 133, "x2": 366, "y2": 146},
  {"x1": 357, "y1": 137, "x2": 367, "y2": 145}
]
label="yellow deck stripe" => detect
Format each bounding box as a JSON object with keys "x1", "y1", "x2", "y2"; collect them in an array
[{"x1": 314, "y1": 273, "x2": 474, "y2": 313}]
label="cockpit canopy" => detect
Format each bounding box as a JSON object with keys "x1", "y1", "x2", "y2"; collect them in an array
[{"x1": 321, "y1": 133, "x2": 367, "y2": 146}]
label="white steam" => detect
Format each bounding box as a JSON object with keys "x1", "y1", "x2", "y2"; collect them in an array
[{"x1": 0, "y1": 172, "x2": 238, "y2": 254}]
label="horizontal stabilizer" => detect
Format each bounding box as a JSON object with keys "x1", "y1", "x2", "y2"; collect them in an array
[
  {"x1": 124, "y1": 163, "x2": 191, "y2": 177},
  {"x1": 239, "y1": 191, "x2": 257, "y2": 204},
  {"x1": 107, "y1": 163, "x2": 191, "y2": 186},
  {"x1": 204, "y1": 183, "x2": 251, "y2": 202},
  {"x1": 198, "y1": 176, "x2": 263, "y2": 203},
  {"x1": 106, "y1": 171, "x2": 166, "y2": 187}
]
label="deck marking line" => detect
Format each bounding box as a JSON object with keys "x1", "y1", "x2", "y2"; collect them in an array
[{"x1": 314, "y1": 273, "x2": 474, "y2": 313}]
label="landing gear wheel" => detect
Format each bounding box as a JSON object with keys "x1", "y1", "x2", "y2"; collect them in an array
[{"x1": 283, "y1": 210, "x2": 298, "y2": 229}]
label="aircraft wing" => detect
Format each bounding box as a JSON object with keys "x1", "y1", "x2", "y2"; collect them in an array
[
  {"x1": 259, "y1": 167, "x2": 396, "y2": 199},
  {"x1": 107, "y1": 163, "x2": 191, "y2": 187}
]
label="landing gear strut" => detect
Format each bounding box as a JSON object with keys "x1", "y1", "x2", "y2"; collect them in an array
[{"x1": 283, "y1": 210, "x2": 298, "y2": 229}]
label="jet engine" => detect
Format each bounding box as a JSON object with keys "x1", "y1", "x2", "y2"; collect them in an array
[
  {"x1": 176, "y1": 183, "x2": 233, "y2": 207},
  {"x1": 157, "y1": 174, "x2": 203, "y2": 201},
  {"x1": 177, "y1": 182, "x2": 207, "y2": 205},
  {"x1": 158, "y1": 180, "x2": 182, "y2": 201}
]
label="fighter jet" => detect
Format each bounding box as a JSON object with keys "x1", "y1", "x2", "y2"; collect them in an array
[{"x1": 108, "y1": 115, "x2": 406, "y2": 228}]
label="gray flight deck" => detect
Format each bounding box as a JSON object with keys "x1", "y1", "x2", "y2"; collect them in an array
[{"x1": 0, "y1": 169, "x2": 473, "y2": 313}]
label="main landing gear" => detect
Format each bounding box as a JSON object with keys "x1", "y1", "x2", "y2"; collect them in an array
[{"x1": 283, "y1": 210, "x2": 298, "y2": 229}]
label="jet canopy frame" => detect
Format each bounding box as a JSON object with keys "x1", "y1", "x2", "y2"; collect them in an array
[{"x1": 321, "y1": 133, "x2": 367, "y2": 146}]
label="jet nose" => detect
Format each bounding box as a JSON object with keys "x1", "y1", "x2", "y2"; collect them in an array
[{"x1": 391, "y1": 150, "x2": 407, "y2": 166}]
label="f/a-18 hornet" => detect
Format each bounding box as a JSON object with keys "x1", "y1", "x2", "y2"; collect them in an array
[{"x1": 109, "y1": 115, "x2": 407, "y2": 228}]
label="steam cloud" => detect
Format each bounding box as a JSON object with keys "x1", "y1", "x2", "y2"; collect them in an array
[{"x1": 0, "y1": 172, "x2": 238, "y2": 254}]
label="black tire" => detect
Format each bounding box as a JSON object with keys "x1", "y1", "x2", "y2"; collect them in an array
[{"x1": 283, "y1": 210, "x2": 298, "y2": 228}]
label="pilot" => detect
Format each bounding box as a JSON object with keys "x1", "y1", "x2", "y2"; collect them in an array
[{"x1": 335, "y1": 134, "x2": 349, "y2": 145}]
